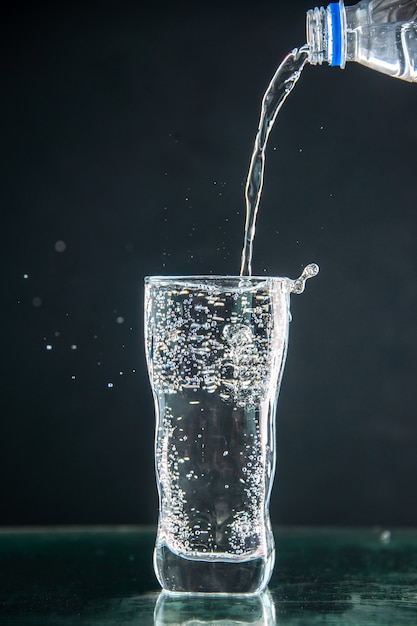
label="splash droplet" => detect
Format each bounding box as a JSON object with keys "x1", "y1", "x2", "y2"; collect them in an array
[
  {"x1": 380, "y1": 530, "x2": 391, "y2": 544},
  {"x1": 54, "y1": 240, "x2": 66, "y2": 253},
  {"x1": 291, "y1": 263, "x2": 319, "y2": 294}
]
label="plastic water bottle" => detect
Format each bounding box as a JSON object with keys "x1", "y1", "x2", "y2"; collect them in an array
[{"x1": 306, "y1": 0, "x2": 417, "y2": 82}]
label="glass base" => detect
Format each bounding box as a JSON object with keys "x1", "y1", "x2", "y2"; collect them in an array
[{"x1": 154, "y1": 544, "x2": 275, "y2": 594}]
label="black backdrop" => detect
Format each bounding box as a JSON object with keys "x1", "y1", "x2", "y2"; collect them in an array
[{"x1": 1, "y1": 0, "x2": 417, "y2": 527}]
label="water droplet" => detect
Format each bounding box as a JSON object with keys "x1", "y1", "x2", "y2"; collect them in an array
[
  {"x1": 380, "y1": 530, "x2": 391, "y2": 544},
  {"x1": 71, "y1": 375, "x2": 76, "y2": 380},
  {"x1": 23, "y1": 273, "x2": 29, "y2": 279},
  {"x1": 54, "y1": 240, "x2": 66, "y2": 253},
  {"x1": 54, "y1": 331, "x2": 60, "y2": 337},
  {"x1": 32, "y1": 297, "x2": 42, "y2": 307},
  {"x1": 107, "y1": 382, "x2": 114, "y2": 389},
  {"x1": 116, "y1": 316, "x2": 124, "y2": 324},
  {"x1": 71, "y1": 344, "x2": 77, "y2": 350},
  {"x1": 291, "y1": 263, "x2": 319, "y2": 295},
  {"x1": 46, "y1": 344, "x2": 52, "y2": 351}
]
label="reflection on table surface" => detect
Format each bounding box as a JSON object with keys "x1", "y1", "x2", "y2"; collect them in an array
[
  {"x1": 0, "y1": 526, "x2": 416, "y2": 625},
  {"x1": 154, "y1": 590, "x2": 275, "y2": 625}
]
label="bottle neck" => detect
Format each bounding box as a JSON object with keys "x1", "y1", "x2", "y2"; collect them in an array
[{"x1": 306, "y1": 1, "x2": 346, "y2": 68}]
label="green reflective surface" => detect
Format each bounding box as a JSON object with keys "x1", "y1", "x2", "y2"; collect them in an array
[{"x1": 0, "y1": 527, "x2": 416, "y2": 624}]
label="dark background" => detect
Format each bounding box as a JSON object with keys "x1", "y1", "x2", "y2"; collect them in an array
[{"x1": 1, "y1": 0, "x2": 417, "y2": 528}]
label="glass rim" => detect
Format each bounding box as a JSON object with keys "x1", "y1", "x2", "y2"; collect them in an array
[
  {"x1": 144, "y1": 264, "x2": 318, "y2": 295},
  {"x1": 144, "y1": 275, "x2": 295, "y2": 294},
  {"x1": 144, "y1": 274, "x2": 292, "y2": 283}
]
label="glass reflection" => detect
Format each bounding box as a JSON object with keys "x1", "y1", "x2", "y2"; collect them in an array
[{"x1": 154, "y1": 588, "x2": 276, "y2": 625}]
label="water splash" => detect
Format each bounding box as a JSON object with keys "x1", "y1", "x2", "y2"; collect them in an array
[{"x1": 291, "y1": 263, "x2": 320, "y2": 294}]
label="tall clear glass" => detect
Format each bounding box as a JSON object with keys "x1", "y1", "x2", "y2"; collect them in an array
[{"x1": 144, "y1": 274, "x2": 299, "y2": 594}]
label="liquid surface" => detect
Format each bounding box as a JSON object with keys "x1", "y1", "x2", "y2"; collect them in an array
[{"x1": 240, "y1": 47, "x2": 309, "y2": 277}]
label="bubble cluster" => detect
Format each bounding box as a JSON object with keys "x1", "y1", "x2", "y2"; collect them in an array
[
  {"x1": 146, "y1": 278, "x2": 290, "y2": 560},
  {"x1": 145, "y1": 280, "x2": 289, "y2": 408},
  {"x1": 155, "y1": 392, "x2": 269, "y2": 559}
]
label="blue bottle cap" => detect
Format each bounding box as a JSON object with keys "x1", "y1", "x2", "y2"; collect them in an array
[{"x1": 328, "y1": 2, "x2": 343, "y2": 67}]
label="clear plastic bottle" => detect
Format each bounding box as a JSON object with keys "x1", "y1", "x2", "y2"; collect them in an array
[{"x1": 306, "y1": 0, "x2": 417, "y2": 82}]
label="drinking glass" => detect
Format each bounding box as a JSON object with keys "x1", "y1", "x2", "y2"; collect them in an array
[{"x1": 145, "y1": 269, "x2": 316, "y2": 593}]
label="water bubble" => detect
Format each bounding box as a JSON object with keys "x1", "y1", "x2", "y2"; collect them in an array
[
  {"x1": 116, "y1": 316, "x2": 124, "y2": 324},
  {"x1": 32, "y1": 297, "x2": 42, "y2": 307},
  {"x1": 54, "y1": 240, "x2": 66, "y2": 253}
]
